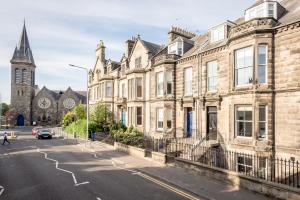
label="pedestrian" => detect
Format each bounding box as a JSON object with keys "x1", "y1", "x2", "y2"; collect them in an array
[
  {"x1": 92, "y1": 131, "x2": 96, "y2": 141},
  {"x1": 2, "y1": 132, "x2": 10, "y2": 145}
]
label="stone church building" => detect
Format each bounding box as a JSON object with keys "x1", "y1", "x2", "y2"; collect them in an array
[{"x1": 10, "y1": 23, "x2": 86, "y2": 126}]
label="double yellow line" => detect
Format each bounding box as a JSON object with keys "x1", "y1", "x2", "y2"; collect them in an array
[{"x1": 137, "y1": 172, "x2": 202, "y2": 200}]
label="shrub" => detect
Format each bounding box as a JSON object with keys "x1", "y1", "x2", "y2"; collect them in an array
[
  {"x1": 73, "y1": 104, "x2": 86, "y2": 120},
  {"x1": 62, "y1": 111, "x2": 75, "y2": 128}
]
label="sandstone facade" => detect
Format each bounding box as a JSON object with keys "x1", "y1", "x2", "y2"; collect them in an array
[{"x1": 89, "y1": 0, "x2": 300, "y2": 161}]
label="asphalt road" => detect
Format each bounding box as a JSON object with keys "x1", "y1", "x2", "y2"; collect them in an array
[{"x1": 0, "y1": 132, "x2": 195, "y2": 200}]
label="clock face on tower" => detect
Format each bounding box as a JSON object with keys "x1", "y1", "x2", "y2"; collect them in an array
[
  {"x1": 38, "y1": 97, "x2": 51, "y2": 109},
  {"x1": 63, "y1": 98, "x2": 76, "y2": 109}
]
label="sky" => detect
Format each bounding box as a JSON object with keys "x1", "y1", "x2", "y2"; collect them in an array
[{"x1": 0, "y1": 0, "x2": 254, "y2": 104}]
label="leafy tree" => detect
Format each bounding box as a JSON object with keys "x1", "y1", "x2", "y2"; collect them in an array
[
  {"x1": 61, "y1": 111, "x2": 75, "y2": 128},
  {"x1": 90, "y1": 103, "x2": 112, "y2": 125},
  {"x1": 0, "y1": 103, "x2": 9, "y2": 116},
  {"x1": 73, "y1": 104, "x2": 86, "y2": 120}
]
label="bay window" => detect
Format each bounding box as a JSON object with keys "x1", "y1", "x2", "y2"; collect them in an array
[
  {"x1": 136, "y1": 107, "x2": 142, "y2": 125},
  {"x1": 258, "y1": 105, "x2": 267, "y2": 139},
  {"x1": 258, "y1": 45, "x2": 267, "y2": 84},
  {"x1": 184, "y1": 67, "x2": 193, "y2": 96},
  {"x1": 235, "y1": 106, "x2": 252, "y2": 137},
  {"x1": 166, "y1": 71, "x2": 172, "y2": 95},
  {"x1": 156, "y1": 72, "x2": 164, "y2": 96},
  {"x1": 136, "y1": 78, "x2": 142, "y2": 98},
  {"x1": 157, "y1": 108, "x2": 164, "y2": 130},
  {"x1": 207, "y1": 60, "x2": 218, "y2": 91},
  {"x1": 166, "y1": 109, "x2": 172, "y2": 129},
  {"x1": 106, "y1": 82, "x2": 112, "y2": 97},
  {"x1": 128, "y1": 79, "x2": 134, "y2": 100},
  {"x1": 235, "y1": 47, "x2": 253, "y2": 86}
]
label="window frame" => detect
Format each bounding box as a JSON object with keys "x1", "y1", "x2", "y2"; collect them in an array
[
  {"x1": 166, "y1": 71, "x2": 173, "y2": 95},
  {"x1": 258, "y1": 105, "x2": 267, "y2": 139},
  {"x1": 136, "y1": 77, "x2": 143, "y2": 98},
  {"x1": 184, "y1": 67, "x2": 193, "y2": 96},
  {"x1": 166, "y1": 108, "x2": 172, "y2": 129},
  {"x1": 235, "y1": 105, "x2": 253, "y2": 138},
  {"x1": 207, "y1": 60, "x2": 218, "y2": 92},
  {"x1": 257, "y1": 44, "x2": 268, "y2": 84},
  {"x1": 236, "y1": 154, "x2": 253, "y2": 174},
  {"x1": 156, "y1": 72, "x2": 164, "y2": 97},
  {"x1": 136, "y1": 107, "x2": 142, "y2": 126},
  {"x1": 234, "y1": 46, "x2": 254, "y2": 87},
  {"x1": 156, "y1": 108, "x2": 164, "y2": 131},
  {"x1": 105, "y1": 81, "x2": 112, "y2": 97},
  {"x1": 135, "y1": 56, "x2": 142, "y2": 68}
]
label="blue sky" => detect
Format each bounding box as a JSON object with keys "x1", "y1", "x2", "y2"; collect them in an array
[{"x1": 0, "y1": 0, "x2": 253, "y2": 103}]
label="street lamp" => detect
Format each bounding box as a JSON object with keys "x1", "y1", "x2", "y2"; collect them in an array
[{"x1": 69, "y1": 64, "x2": 89, "y2": 145}]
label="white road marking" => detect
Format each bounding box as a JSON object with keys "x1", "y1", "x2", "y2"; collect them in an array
[
  {"x1": 0, "y1": 186, "x2": 4, "y2": 196},
  {"x1": 96, "y1": 197, "x2": 101, "y2": 200},
  {"x1": 37, "y1": 148, "x2": 89, "y2": 186}
]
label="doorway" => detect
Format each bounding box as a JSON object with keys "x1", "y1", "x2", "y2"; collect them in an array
[
  {"x1": 16, "y1": 115, "x2": 24, "y2": 126},
  {"x1": 186, "y1": 107, "x2": 193, "y2": 137},
  {"x1": 207, "y1": 106, "x2": 217, "y2": 140}
]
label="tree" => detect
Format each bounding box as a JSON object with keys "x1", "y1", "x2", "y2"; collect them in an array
[
  {"x1": 90, "y1": 103, "x2": 112, "y2": 125},
  {"x1": 73, "y1": 104, "x2": 86, "y2": 120},
  {"x1": 0, "y1": 103, "x2": 9, "y2": 116},
  {"x1": 61, "y1": 111, "x2": 75, "y2": 128}
]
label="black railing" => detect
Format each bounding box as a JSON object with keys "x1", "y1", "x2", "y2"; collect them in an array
[{"x1": 175, "y1": 143, "x2": 300, "y2": 188}]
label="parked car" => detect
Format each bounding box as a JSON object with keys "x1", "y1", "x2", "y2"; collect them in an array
[
  {"x1": 36, "y1": 129, "x2": 52, "y2": 139},
  {"x1": 32, "y1": 127, "x2": 43, "y2": 136}
]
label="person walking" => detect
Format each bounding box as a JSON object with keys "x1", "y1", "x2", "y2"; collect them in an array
[{"x1": 2, "y1": 132, "x2": 10, "y2": 145}]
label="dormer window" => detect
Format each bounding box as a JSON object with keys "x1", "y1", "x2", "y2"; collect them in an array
[
  {"x1": 168, "y1": 41, "x2": 183, "y2": 56},
  {"x1": 210, "y1": 25, "x2": 225, "y2": 43},
  {"x1": 245, "y1": 1, "x2": 279, "y2": 21}
]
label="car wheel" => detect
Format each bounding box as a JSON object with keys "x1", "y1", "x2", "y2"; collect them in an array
[{"x1": 49, "y1": 136, "x2": 52, "y2": 139}]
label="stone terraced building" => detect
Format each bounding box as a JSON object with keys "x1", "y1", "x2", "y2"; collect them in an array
[{"x1": 88, "y1": 0, "x2": 300, "y2": 162}]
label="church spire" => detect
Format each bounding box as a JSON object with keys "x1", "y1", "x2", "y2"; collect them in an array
[
  {"x1": 18, "y1": 20, "x2": 31, "y2": 51},
  {"x1": 11, "y1": 20, "x2": 35, "y2": 65}
]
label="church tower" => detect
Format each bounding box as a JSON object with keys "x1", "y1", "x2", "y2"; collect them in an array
[{"x1": 10, "y1": 22, "x2": 36, "y2": 126}]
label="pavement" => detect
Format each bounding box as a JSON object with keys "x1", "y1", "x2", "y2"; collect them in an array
[{"x1": 0, "y1": 129, "x2": 273, "y2": 200}]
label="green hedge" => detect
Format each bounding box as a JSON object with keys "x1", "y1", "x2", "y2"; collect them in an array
[{"x1": 109, "y1": 123, "x2": 145, "y2": 148}]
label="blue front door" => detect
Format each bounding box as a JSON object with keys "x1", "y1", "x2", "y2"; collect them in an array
[
  {"x1": 17, "y1": 115, "x2": 25, "y2": 126},
  {"x1": 121, "y1": 110, "x2": 126, "y2": 126},
  {"x1": 186, "y1": 108, "x2": 192, "y2": 137}
]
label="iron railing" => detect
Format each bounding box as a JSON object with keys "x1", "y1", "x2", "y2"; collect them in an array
[{"x1": 175, "y1": 143, "x2": 300, "y2": 188}]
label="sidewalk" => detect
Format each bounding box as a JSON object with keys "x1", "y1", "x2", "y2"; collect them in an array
[{"x1": 84, "y1": 141, "x2": 272, "y2": 200}]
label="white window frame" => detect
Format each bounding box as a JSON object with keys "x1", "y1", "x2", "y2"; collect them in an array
[
  {"x1": 136, "y1": 77, "x2": 143, "y2": 98},
  {"x1": 207, "y1": 60, "x2": 218, "y2": 92},
  {"x1": 166, "y1": 108, "x2": 172, "y2": 129},
  {"x1": 257, "y1": 44, "x2": 267, "y2": 84},
  {"x1": 235, "y1": 106, "x2": 253, "y2": 138},
  {"x1": 184, "y1": 67, "x2": 193, "y2": 96},
  {"x1": 156, "y1": 108, "x2": 164, "y2": 131},
  {"x1": 235, "y1": 46, "x2": 253, "y2": 87},
  {"x1": 136, "y1": 107, "x2": 142, "y2": 126},
  {"x1": 166, "y1": 71, "x2": 173, "y2": 95},
  {"x1": 106, "y1": 81, "x2": 112, "y2": 97},
  {"x1": 156, "y1": 72, "x2": 164, "y2": 97},
  {"x1": 258, "y1": 105, "x2": 267, "y2": 139},
  {"x1": 210, "y1": 25, "x2": 225, "y2": 43},
  {"x1": 236, "y1": 154, "x2": 253, "y2": 174}
]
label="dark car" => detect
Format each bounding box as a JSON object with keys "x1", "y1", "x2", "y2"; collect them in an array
[{"x1": 36, "y1": 129, "x2": 52, "y2": 139}]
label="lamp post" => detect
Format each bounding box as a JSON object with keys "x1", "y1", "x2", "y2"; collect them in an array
[{"x1": 69, "y1": 64, "x2": 89, "y2": 145}]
